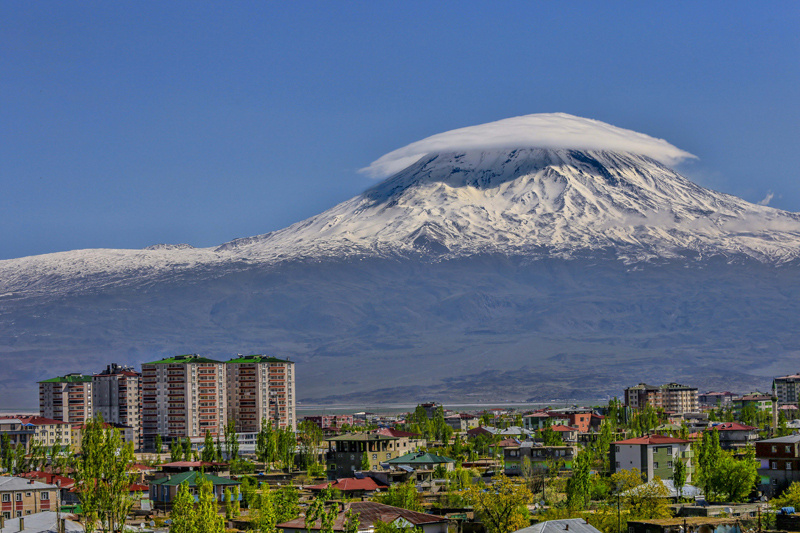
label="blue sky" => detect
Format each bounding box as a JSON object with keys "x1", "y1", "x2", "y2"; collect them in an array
[{"x1": 1, "y1": 2, "x2": 798, "y2": 260}]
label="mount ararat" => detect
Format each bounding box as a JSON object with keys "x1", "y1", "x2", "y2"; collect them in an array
[{"x1": 3, "y1": 114, "x2": 800, "y2": 408}]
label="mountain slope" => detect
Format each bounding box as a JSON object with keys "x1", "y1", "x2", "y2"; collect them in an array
[{"x1": 2, "y1": 113, "x2": 800, "y2": 408}]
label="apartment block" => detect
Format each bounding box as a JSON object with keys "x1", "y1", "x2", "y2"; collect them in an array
[
  {"x1": 0, "y1": 417, "x2": 72, "y2": 450},
  {"x1": 0, "y1": 477, "x2": 57, "y2": 519},
  {"x1": 624, "y1": 382, "x2": 698, "y2": 414},
  {"x1": 141, "y1": 355, "x2": 227, "y2": 450},
  {"x1": 775, "y1": 373, "x2": 800, "y2": 406},
  {"x1": 38, "y1": 374, "x2": 93, "y2": 424},
  {"x1": 226, "y1": 355, "x2": 295, "y2": 432},
  {"x1": 92, "y1": 364, "x2": 142, "y2": 448}
]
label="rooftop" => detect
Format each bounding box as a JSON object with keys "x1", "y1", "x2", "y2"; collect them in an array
[
  {"x1": 327, "y1": 433, "x2": 398, "y2": 442},
  {"x1": 38, "y1": 374, "x2": 92, "y2": 384},
  {"x1": 150, "y1": 471, "x2": 239, "y2": 487},
  {"x1": 513, "y1": 518, "x2": 602, "y2": 533},
  {"x1": 757, "y1": 435, "x2": 800, "y2": 444},
  {"x1": 227, "y1": 354, "x2": 293, "y2": 364},
  {"x1": 277, "y1": 501, "x2": 445, "y2": 531},
  {"x1": 613, "y1": 434, "x2": 690, "y2": 445},
  {"x1": 0, "y1": 476, "x2": 58, "y2": 491},
  {"x1": 307, "y1": 477, "x2": 387, "y2": 492},
  {"x1": 386, "y1": 452, "x2": 455, "y2": 465},
  {"x1": 143, "y1": 354, "x2": 222, "y2": 365}
]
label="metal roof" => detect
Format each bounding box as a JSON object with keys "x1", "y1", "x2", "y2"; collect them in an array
[{"x1": 514, "y1": 518, "x2": 602, "y2": 533}]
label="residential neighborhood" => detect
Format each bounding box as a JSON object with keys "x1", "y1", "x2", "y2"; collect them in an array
[{"x1": 5, "y1": 367, "x2": 800, "y2": 533}]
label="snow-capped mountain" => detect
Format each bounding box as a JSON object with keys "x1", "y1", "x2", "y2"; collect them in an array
[
  {"x1": 3, "y1": 113, "x2": 800, "y2": 298},
  {"x1": 3, "y1": 113, "x2": 800, "y2": 408}
]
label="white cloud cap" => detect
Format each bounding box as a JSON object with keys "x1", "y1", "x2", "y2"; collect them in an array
[{"x1": 362, "y1": 112, "x2": 696, "y2": 179}]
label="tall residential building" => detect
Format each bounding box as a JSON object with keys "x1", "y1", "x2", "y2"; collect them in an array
[
  {"x1": 226, "y1": 355, "x2": 296, "y2": 432},
  {"x1": 38, "y1": 374, "x2": 93, "y2": 423},
  {"x1": 624, "y1": 382, "x2": 698, "y2": 414},
  {"x1": 775, "y1": 373, "x2": 800, "y2": 405},
  {"x1": 93, "y1": 363, "x2": 142, "y2": 448},
  {"x1": 141, "y1": 354, "x2": 227, "y2": 450}
]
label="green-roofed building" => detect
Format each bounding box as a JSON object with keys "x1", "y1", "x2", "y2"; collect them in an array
[
  {"x1": 386, "y1": 452, "x2": 456, "y2": 472},
  {"x1": 141, "y1": 354, "x2": 228, "y2": 450},
  {"x1": 149, "y1": 471, "x2": 240, "y2": 507},
  {"x1": 38, "y1": 373, "x2": 94, "y2": 425},
  {"x1": 225, "y1": 354, "x2": 295, "y2": 434}
]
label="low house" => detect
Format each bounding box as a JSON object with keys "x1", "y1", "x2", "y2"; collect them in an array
[
  {"x1": 149, "y1": 471, "x2": 239, "y2": 509},
  {"x1": 0, "y1": 511, "x2": 83, "y2": 533},
  {"x1": 326, "y1": 434, "x2": 402, "y2": 479},
  {"x1": 374, "y1": 429, "x2": 425, "y2": 455},
  {"x1": 504, "y1": 442, "x2": 577, "y2": 474},
  {"x1": 706, "y1": 422, "x2": 758, "y2": 451},
  {"x1": 513, "y1": 518, "x2": 602, "y2": 533},
  {"x1": 610, "y1": 435, "x2": 693, "y2": 483},
  {"x1": 445, "y1": 414, "x2": 480, "y2": 432},
  {"x1": 0, "y1": 477, "x2": 58, "y2": 519},
  {"x1": 385, "y1": 452, "x2": 456, "y2": 474},
  {"x1": 306, "y1": 477, "x2": 387, "y2": 498},
  {"x1": 277, "y1": 501, "x2": 448, "y2": 533},
  {"x1": 755, "y1": 434, "x2": 800, "y2": 496},
  {"x1": 548, "y1": 425, "x2": 579, "y2": 443}
]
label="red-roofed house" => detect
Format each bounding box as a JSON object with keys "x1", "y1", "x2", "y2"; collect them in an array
[
  {"x1": 374, "y1": 428, "x2": 425, "y2": 454},
  {"x1": 277, "y1": 501, "x2": 447, "y2": 533},
  {"x1": 307, "y1": 477, "x2": 387, "y2": 497},
  {"x1": 610, "y1": 434, "x2": 693, "y2": 482},
  {"x1": 707, "y1": 422, "x2": 759, "y2": 451},
  {"x1": 549, "y1": 425, "x2": 580, "y2": 443}
]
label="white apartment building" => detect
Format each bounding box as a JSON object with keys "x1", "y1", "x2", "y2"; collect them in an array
[
  {"x1": 92, "y1": 363, "x2": 141, "y2": 448},
  {"x1": 38, "y1": 374, "x2": 93, "y2": 424},
  {"x1": 226, "y1": 355, "x2": 296, "y2": 432},
  {"x1": 141, "y1": 355, "x2": 227, "y2": 450}
]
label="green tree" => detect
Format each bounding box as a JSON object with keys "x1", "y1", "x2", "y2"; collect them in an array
[
  {"x1": 695, "y1": 430, "x2": 722, "y2": 497},
  {"x1": 541, "y1": 425, "x2": 563, "y2": 446},
  {"x1": 195, "y1": 474, "x2": 225, "y2": 533},
  {"x1": 202, "y1": 430, "x2": 217, "y2": 463},
  {"x1": 374, "y1": 480, "x2": 422, "y2": 511},
  {"x1": 772, "y1": 481, "x2": 800, "y2": 510},
  {"x1": 611, "y1": 469, "x2": 671, "y2": 521},
  {"x1": 232, "y1": 485, "x2": 241, "y2": 518},
  {"x1": 255, "y1": 487, "x2": 278, "y2": 533},
  {"x1": 464, "y1": 475, "x2": 532, "y2": 533},
  {"x1": 705, "y1": 448, "x2": 758, "y2": 502},
  {"x1": 74, "y1": 414, "x2": 137, "y2": 533},
  {"x1": 154, "y1": 434, "x2": 163, "y2": 454},
  {"x1": 360, "y1": 451, "x2": 371, "y2": 471},
  {"x1": 343, "y1": 509, "x2": 360, "y2": 533},
  {"x1": 224, "y1": 420, "x2": 240, "y2": 461},
  {"x1": 171, "y1": 438, "x2": 183, "y2": 462},
  {"x1": 182, "y1": 437, "x2": 192, "y2": 461},
  {"x1": 225, "y1": 486, "x2": 234, "y2": 519},
  {"x1": 566, "y1": 451, "x2": 592, "y2": 510},
  {"x1": 170, "y1": 482, "x2": 196, "y2": 533},
  {"x1": 277, "y1": 427, "x2": 296, "y2": 470},
  {"x1": 673, "y1": 457, "x2": 688, "y2": 500},
  {"x1": 298, "y1": 420, "x2": 323, "y2": 470}
]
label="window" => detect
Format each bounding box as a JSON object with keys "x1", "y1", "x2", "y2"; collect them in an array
[
  {"x1": 615, "y1": 462, "x2": 620, "y2": 468},
  {"x1": 15, "y1": 493, "x2": 22, "y2": 501},
  {"x1": 41, "y1": 492, "x2": 49, "y2": 501},
  {"x1": 667, "y1": 461, "x2": 673, "y2": 468},
  {"x1": 788, "y1": 446, "x2": 793, "y2": 453},
  {"x1": 16, "y1": 512, "x2": 22, "y2": 518},
  {"x1": 386, "y1": 453, "x2": 391, "y2": 460},
  {"x1": 772, "y1": 461, "x2": 778, "y2": 470},
  {"x1": 666, "y1": 447, "x2": 673, "y2": 455},
  {"x1": 1, "y1": 494, "x2": 9, "y2": 503},
  {"x1": 616, "y1": 446, "x2": 620, "y2": 452},
  {"x1": 2, "y1": 512, "x2": 9, "y2": 519},
  {"x1": 372, "y1": 454, "x2": 377, "y2": 460},
  {"x1": 25, "y1": 492, "x2": 31, "y2": 497},
  {"x1": 773, "y1": 446, "x2": 778, "y2": 453},
  {"x1": 788, "y1": 463, "x2": 793, "y2": 471},
  {"x1": 653, "y1": 462, "x2": 658, "y2": 468}
]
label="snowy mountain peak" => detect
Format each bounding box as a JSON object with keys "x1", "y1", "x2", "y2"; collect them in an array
[{"x1": 362, "y1": 113, "x2": 696, "y2": 178}]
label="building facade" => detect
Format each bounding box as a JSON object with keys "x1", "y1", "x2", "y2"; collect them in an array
[
  {"x1": 755, "y1": 435, "x2": 800, "y2": 497},
  {"x1": 38, "y1": 374, "x2": 93, "y2": 424},
  {"x1": 624, "y1": 383, "x2": 698, "y2": 414},
  {"x1": 92, "y1": 364, "x2": 141, "y2": 448},
  {"x1": 141, "y1": 355, "x2": 227, "y2": 450},
  {"x1": 226, "y1": 355, "x2": 295, "y2": 433},
  {"x1": 326, "y1": 434, "x2": 403, "y2": 478},
  {"x1": 610, "y1": 435, "x2": 693, "y2": 482},
  {"x1": 775, "y1": 374, "x2": 800, "y2": 406},
  {"x1": 0, "y1": 477, "x2": 57, "y2": 519}
]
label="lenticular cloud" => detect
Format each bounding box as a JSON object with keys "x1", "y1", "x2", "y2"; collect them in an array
[{"x1": 362, "y1": 113, "x2": 696, "y2": 179}]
